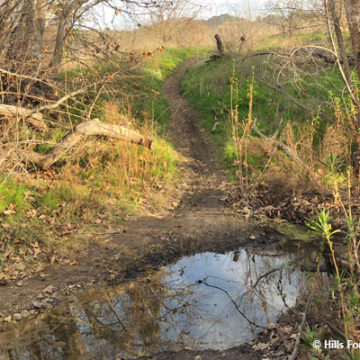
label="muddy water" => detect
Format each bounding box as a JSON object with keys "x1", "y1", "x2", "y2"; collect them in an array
[{"x1": 0, "y1": 247, "x2": 309, "y2": 360}]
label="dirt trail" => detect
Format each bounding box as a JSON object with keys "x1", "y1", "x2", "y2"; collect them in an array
[{"x1": 0, "y1": 61, "x2": 273, "y2": 327}]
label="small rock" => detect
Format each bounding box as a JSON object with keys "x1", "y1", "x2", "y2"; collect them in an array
[
  {"x1": 4, "y1": 315, "x2": 12, "y2": 322},
  {"x1": 194, "y1": 356, "x2": 202, "y2": 360},
  {"x1": 43, "y1": 285, "x2": 55, "y2": 294},
  {"x1": 21, "y1": 310, "x2": 30, "y2": 318},
  {"x1": 249, "y1": 235, "x2": 256, "y2": 240},
  {"x1": 31, "y1": 300, "x2": 46, "y2": 309},
  {"x1": 31, "y1": 301, "x2": 41, "y2": 308},
  {"x1": 252, "y1": 343, "x2": 269, "y2": 351},
  {"x1": 13, "y1": 313, "x2": 22, "y2": 321},
  {"x1": 16, "y1": 281, "x2": 24, "y2": 287}
]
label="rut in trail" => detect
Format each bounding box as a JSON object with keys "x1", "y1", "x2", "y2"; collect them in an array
[
  {"x1": 162, "y1": 60, "x2": 231, "y2": 212},
  {"x1": 113, "y1": 59, "x2": 240, "y2": 243}
]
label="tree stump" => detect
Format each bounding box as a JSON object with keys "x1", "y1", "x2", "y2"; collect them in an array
[{"x1": 215, "y1": 34, "x2": 225, "y2": 57}]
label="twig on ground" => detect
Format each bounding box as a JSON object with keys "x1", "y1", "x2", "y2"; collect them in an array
[{"x1": 289, "y1": 293, "x2": 312, "y2": 360}]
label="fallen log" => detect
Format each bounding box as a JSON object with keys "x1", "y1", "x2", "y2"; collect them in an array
[
  {"x1": 19, "y1": 119, "x2": 153, "y2": 169},
  {"x1": 0, "y1": 104, "x2": 47, "y2": 131}
]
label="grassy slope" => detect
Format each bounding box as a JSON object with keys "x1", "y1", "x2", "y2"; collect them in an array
[
  {"x1": 139, "y1": 47, "x2": 209, "y2": 132},
  {"x1": 0, "y1": 47, "x2": 201, "y2": 266},
  {"x1": 181, "y1": 49, "x2": 347, "y2": 177}
]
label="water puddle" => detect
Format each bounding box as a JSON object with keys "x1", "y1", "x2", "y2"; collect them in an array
[{"x1": 0, "y1": 247, "x2": 310, "y2": 359}]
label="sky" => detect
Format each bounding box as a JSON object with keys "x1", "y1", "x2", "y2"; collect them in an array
[
  {"x1": 198, "y1": 0, "x2": 267, "y2": 18},
  {"x1": 92, "y1": 0, "x2": 268, "y2": 30}
]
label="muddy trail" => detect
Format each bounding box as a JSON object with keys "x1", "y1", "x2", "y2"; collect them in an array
[
  {"x1": 0, "y1": 61, "x2": 308, "y2": 360},
  {"x1": 0, "y1": 61, "x2": 250, "y2": 316}
]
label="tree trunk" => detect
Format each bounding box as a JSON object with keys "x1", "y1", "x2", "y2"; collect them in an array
[
  {"x1": 344, "y1": 0, "x2": 360, "y2": 80},
  {"x1": 328, "y1": 0, "x2": 352, "y2": 82},
  {"x1": 32, "y1": 0, "x2": 48, "y2": 57},
  {"x1": 6, "y1": 0, "x2": 48, "y2": 64},
  {"x1": 24, "y1": 0, "x2": 36, "y2": 54},
  {"x1": 50, "y1": 7, "x2": 69, "y2": 68},
  {"x1": 7, "y1": 0, "x2": 36, "y2": 62},
  {"x1": 215, "y1": 34, "x2": 225, "y2": 57}
]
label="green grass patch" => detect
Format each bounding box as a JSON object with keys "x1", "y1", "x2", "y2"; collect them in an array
[
  {"x1": 181, "y1": 54, "x2": 347, "y2": 174},
  {"x1": 134, "y1": 47, "x2": 209, "y2": 132},
  {"x1": 0, "y1": 178, "x2": 28, "y2": 215}
]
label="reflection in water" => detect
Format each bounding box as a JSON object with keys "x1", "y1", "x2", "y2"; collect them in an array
[{"x1": 0, "y1": 248, "x2": 306, "y2": 359}]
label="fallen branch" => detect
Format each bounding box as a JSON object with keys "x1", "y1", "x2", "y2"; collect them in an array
[
  {"x1": 289, "y1": 311, "x2": 307, "y2": 360},
  {"x1": 0, "y1": 104, "x2": 47, "y2": 131},
  {"x1": 236, "y1": 60, "x2": 335, "y2": 124},
  {"x1": 17, "y1": 119, "x2": 153, "y2": 169},
  {"x1": 0, "y1": 67, "x2": 58, "y2": 88},
  {"x1": 251, "y1": 123, "x2": 323, "y2": 189},
  {"x1": 243, "y1": 46, "x2": 349, "y2": 65},
  {"x1": 243, "y1": 51, "x2": 290, "y2": 61},
  {"x1": 289, "y1": 294, "x2": 312, "y2": 360},
  {"x1": 31, "y1": 87, "x2": 89, "y2": 114}
]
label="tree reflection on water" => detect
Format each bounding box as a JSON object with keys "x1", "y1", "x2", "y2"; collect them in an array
[{"x1": 0, "y1": 248, "x2": 307, "y2": 360}]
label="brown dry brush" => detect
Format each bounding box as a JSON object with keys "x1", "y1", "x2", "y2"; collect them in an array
[
  {"x1": 230, "y1": 58, "x2": 359, "y2": 225},
  {"x1": 0, "y1": 1, "x2": 181, "y2": 270},
  {"x1": 0, "y1": 59, "x2": 151, "y2": 173},
  {"x1": 0, "y1": 0, "x2": 166, "y2": 178},
  {"x1": 236, "y1": 7, "x2": 360, "y2": 186}
]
